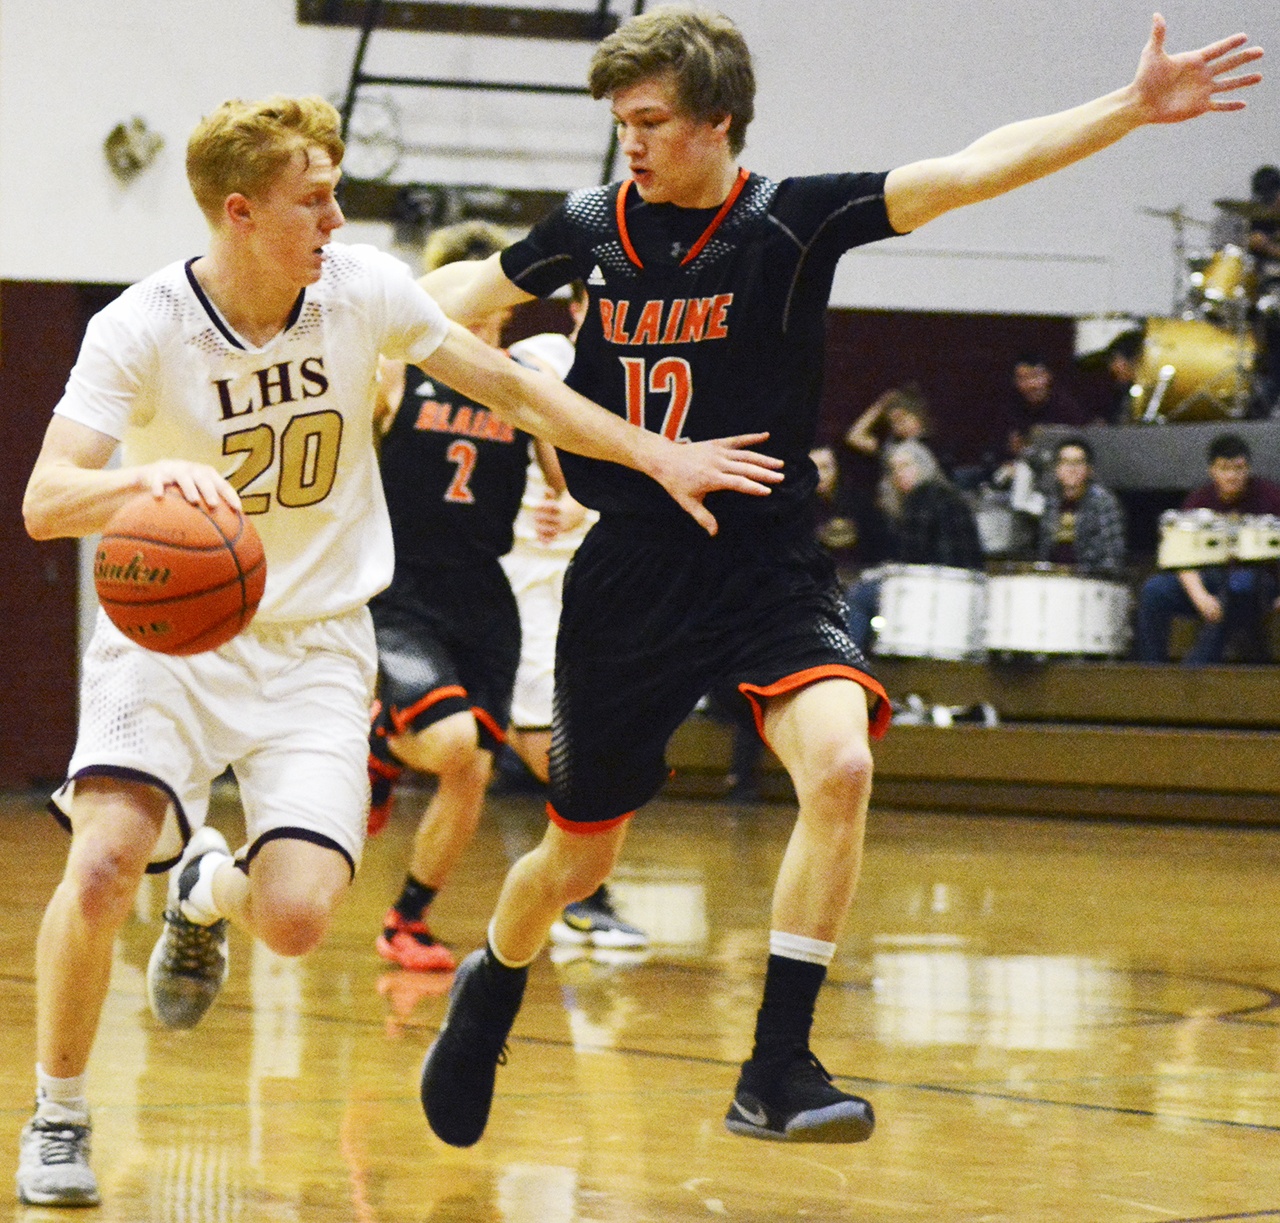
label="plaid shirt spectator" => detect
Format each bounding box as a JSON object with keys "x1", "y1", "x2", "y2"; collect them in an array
[{"x1": 1036, "y1": 482, "x2": 1126, "y2": 576}]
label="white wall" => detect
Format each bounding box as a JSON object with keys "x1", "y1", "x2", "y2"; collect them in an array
[{"x1": 1, "y1": 0, "x2": 1275, "y2": 317}]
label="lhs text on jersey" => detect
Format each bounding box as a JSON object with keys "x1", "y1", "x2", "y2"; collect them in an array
[{"x1": 214, "y1": 358, "x2": 329, "y2": 420}]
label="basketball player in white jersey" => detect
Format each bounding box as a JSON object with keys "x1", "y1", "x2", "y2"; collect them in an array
[{"x1": 16, "y1": 94, "x2": 782, "y2": 1207}]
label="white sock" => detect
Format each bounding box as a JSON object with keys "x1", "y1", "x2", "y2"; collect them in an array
[
  {"x1": 180, "y1": 851, "x2": 227, "y2": 925},
  {"x1": 35, "y1": 1065, "x2": 89, "y2": 1123},
  {"x1": 487, "y1": 918, "x2": 538, "y2": 969},
  {"x1": 769, "y1": 930, "x2": 837, "y2": 967}
]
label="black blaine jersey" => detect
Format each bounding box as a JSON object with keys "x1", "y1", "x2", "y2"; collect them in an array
[
  {"x1": 379, "y1": 359, "x2": 532, "y2": 567},
  {"x1": 499, "y1": 170, "x2": 898, "y2": 532}
]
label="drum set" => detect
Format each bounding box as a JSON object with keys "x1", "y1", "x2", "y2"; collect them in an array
[
  {"x1": 874, "y1": 563, "x2": 1131, "y2": 661},
  {"x1": 1127, "y1": 198, "x2": 1278, "y2": 423}
]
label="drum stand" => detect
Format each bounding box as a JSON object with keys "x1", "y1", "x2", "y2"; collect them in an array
[{"x1": 1141, "y1": 204, "x2": 1210, "y2": 318}]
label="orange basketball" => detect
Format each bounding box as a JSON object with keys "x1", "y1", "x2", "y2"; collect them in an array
[{"x1": 94, "y1": 489, "x2": 267, "y2": 655}]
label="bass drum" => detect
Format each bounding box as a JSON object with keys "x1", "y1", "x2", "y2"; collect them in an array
[
  {"x1": 1129, "y1": 317, "x2": 1254, "y2": 422},
  {"x1": 985, "y1": 565, "x2": 1131, "y2": 657},
  {"x1": 875, "y1": 564, "x2": 989, "y2": 661}
]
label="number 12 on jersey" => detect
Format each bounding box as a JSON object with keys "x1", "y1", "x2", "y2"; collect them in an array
[{"x1": 619, "y1": 355, "x2": 692, "y2": 441}]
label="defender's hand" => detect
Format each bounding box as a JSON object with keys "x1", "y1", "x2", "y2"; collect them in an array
[{"x1": 1131, "y1": 14, "x2": 1263, "y2": 125}]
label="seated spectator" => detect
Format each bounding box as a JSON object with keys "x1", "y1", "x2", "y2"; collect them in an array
[
  {"x1": 1037, "y1": 437, "x2": 1126, "y2": 576},
  {"x1": 1136, "y1": 433, "x2": 1280, "y2": 664},
  {"x1": 957, "y1": 354, "x2": 1089, "y2": 493},
  {"x1": 1102, "y1": 331, "x2": 1145, "y2": 425},
  {"x1": 843, "y1": 384, "x2": 934, "y2": 521},
  {"x1": 844, "y1": 440, "x2": 985, "y2": 652},
  {"x1": 810, "y1": 445, "x2": 859, "y2": 564}
]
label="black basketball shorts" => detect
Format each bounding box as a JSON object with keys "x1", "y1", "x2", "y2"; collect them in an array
[
  {"x1": 370, "y1": 560, "x2": 521, "y2": 753},
  {"x1": 548, "y1": 518, "x2": 889, "y2": 828}
]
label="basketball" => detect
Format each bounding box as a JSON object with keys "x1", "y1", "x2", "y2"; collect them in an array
[{"x1": 94, "y1": 489, "x2": 267, "y2": 655}]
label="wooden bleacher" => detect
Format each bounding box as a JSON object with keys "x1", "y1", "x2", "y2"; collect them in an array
[{"x1": 665, "y1": 659, "x2": 1280, "y2": 825}]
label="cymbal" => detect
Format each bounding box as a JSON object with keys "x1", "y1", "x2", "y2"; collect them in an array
[
  {"x1": 1139, "y1": 205, "x2": 1210, "y2": 227},
  {"x1": 1214, "y1": 198, "x2": 1280, "y2": 221}
]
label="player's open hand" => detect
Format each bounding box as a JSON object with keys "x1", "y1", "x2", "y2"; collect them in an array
[
  {"x1": 138, "y1": 460, "x2": 242, "y2": 513},
  {"x1": 1131, "y1": 13, "x2": 1263, "y2": 125},
  {"x1": 652, "y1": 431, "x2": 784, "y2": 535}
]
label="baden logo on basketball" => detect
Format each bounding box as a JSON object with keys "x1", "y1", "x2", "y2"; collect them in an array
[{"x1": 93, "y1": 550, "x2": 173, "y2": 589}]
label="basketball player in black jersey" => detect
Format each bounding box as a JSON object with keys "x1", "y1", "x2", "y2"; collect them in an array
[
  {"x1": 416, "y1": 7, "x2": 1263, "y2": 1147},
  {"x1": 368, "y1": 221, "x2": 534, "y2": 973}
]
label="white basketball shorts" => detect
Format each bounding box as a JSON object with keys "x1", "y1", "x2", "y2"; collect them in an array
[
  {"x1": 51, "y1": 606, "x2": 377, "y2": 874},
  {"x1": 499, "y1": 548, "x2": 568, "y2": 730}
]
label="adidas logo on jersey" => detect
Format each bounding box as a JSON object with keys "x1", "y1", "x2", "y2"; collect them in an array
[{"x1": 587, "y1": 265, "x2": 606, "y2": 286}]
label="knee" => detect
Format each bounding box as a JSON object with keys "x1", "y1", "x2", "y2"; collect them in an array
[
  {"x1": 539, "y1": 839, "x2": 614, "y2": 905},
  {"x1": 392, "y1": 715, "x2": 484, "y2": 780},
  {"x1": 805, "y1": 739, "x2": 874, "y2": 815},
  {"x1": 254, "y1": 895, "x2": 333, "y2": 957},
  {"x1": 64, "y1": 839, "x2": 149, "y2": 929}
]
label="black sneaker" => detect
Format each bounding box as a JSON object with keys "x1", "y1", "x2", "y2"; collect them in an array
[
  {"x1": 419, "y1": 949, "x2": 525, "y2": 1147},
  {"x1": 724, "y1": 1052, "x2": 875, "y2": 1143}
]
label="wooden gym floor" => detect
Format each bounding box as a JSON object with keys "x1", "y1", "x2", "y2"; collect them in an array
[{"x1": 3, "y1": 783, "x2": 1280, "y2": 1222}]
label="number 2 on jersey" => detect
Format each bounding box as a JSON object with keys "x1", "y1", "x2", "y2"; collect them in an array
[
  {"x1": 620, "y1": 355, "x2": 692, "y2": 441},
  {"x1": 444, "y1": 438, "x2": 478, "y2": 503}
]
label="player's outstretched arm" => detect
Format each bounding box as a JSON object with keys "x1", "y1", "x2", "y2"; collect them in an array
[
  {"x1": 419, "y1": 252, "x2": 534, "y2": 328},
  {"x1": 885, "y1": 14, "x2": 1263, "y2": 234},
  {"x1": 418, "y1": 322, "x2": 783, "y2": 534},
  {"x1": 24, "y1": 416, "x2": 240, "y2": 540}
]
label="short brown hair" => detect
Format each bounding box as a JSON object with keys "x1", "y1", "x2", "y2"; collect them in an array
[
  {"x1": 187, "y1": 95, "x2": 344, "y2": 222},
  {"x1": 422, "y1": 220, "x2": 509, "y2": 273},
  {"x1": 589, "y1": 7, "x2": 754, "y2": 155}
]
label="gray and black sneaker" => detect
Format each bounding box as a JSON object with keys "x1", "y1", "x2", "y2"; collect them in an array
[
  {"x1": 146, "y1": 826, "x2": 232, "y2": 1030},
  {"x1": 550, "y1": 884, "x2": 649, "y2": 949},
  {"x1": 725, "y1": 1052, "x2": 875, "y2": 1143},
  {"x1": 16, "y1": 1109, "x2": 100, "y2": 1207},
  {"x1": 419, "y1": 949, "x2": 525, "y2": 1147}
]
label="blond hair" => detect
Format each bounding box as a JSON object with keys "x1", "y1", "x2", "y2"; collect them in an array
[
  {"x1": 186, "y1": 95, "x2": 344, "y2": 222},
  {"x1": 589, "y1": 7, "x2": 754, "y2": 155},
  {"x1": 421, "y1": 220, "x2": 509, "y2": 274}
]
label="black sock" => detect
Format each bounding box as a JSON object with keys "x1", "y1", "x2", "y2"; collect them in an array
[
  {"x1": 749, "y1": 954, "x2": 827, "y2": 1067},
  {"x1": 392, "y1": 876, "x2": 437, "y2": 924}
]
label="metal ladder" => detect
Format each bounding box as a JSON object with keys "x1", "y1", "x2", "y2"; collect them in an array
[{"x1": 299, "y1": 1, "x2": 646, "y2": 225}]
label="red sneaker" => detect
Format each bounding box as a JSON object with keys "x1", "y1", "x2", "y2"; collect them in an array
[{"x1": 375, "y1": 909, "x2": 458, "y2": 972}]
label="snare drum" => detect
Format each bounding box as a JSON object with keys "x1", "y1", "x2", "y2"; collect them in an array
[
  {"x1": 1157, "y1": 509, "x2": 1233, "y2": 568},
  {"x1": 875, "y1": 564, "x2": 988, "y2": 660},
  {"x1": 1235, "y1": 515, "x2": 1280, "y2": 561},
  {"x1": 985, "y1": 565, "x2": 1131, "y2": 656}
]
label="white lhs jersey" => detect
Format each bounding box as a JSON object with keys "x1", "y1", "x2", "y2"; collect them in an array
[{"x1": 55, "y1": 243, "x2": 450, "y2": 623}]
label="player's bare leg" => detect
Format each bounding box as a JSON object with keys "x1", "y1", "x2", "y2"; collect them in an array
[
  {"x1": 148, "y1": 826, "x2": 352, "y2": 1029},
  {"x1": 491, "y1": 820, "x2": 627, "y2": 962},
  {"x1": 420, "y1": 819, "x2": 627, "y2": 1146},
  {"x1": 506, "y1": 728, "x2": 551, "y2": 784},
  {"x1": 724, "y1": 677, "x2": 875, "y2": 1144},
  {"x1": 38, "y1": 777, "x2": 165, "y2": 1075},
  {"x1": 378, "y1": 711, "x2": 493, "y2": 971},
  {"x1": 21, "y1": 776, "x2": 164, "y2": 1206},
  {"x1": 209, "y1": 838, "x2": 352, "y2": 956},
  {"x1": 764, "y1": 679, "x2": 871, "y2": 942}
]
